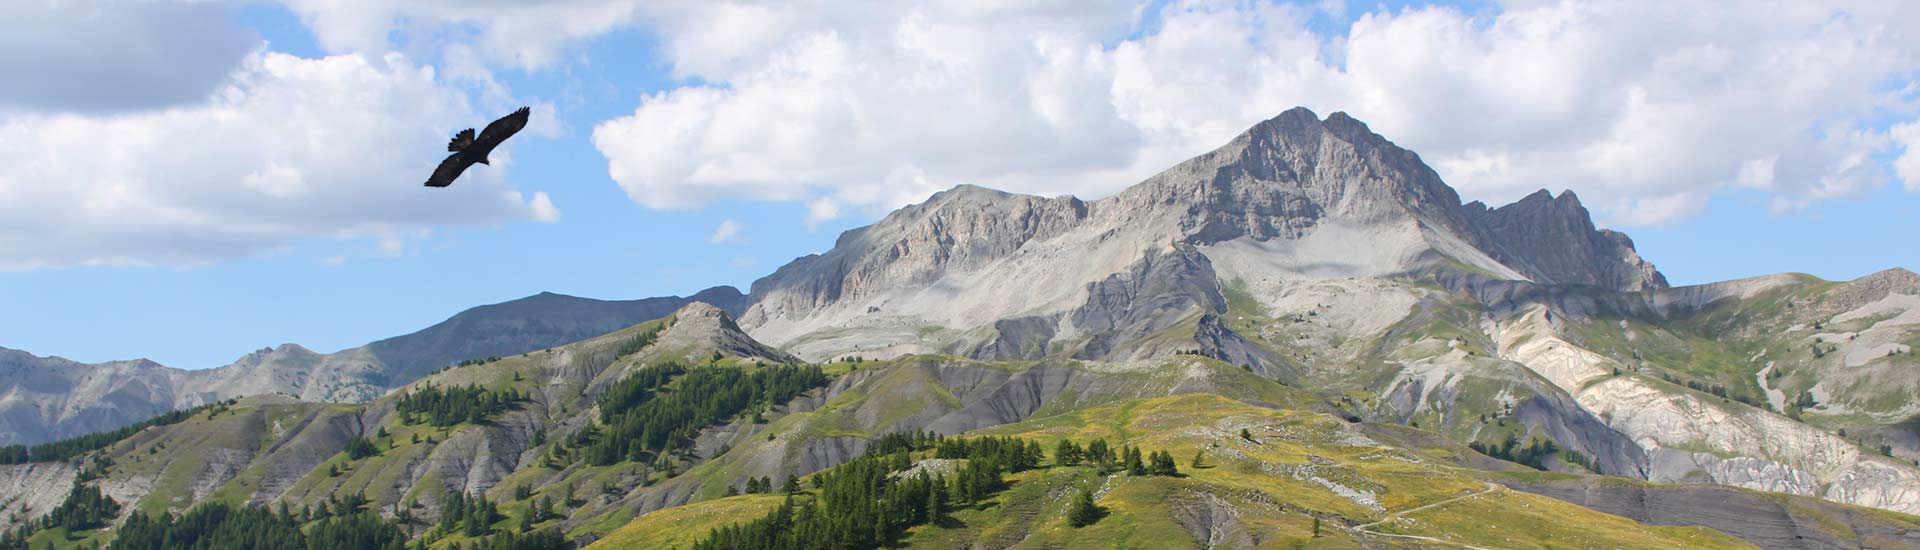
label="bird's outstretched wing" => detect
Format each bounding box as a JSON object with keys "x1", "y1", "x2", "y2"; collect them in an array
[
  {"x1": 424, "y1": 152, "x2": 473, "y2": 187},
  {"x1": 475, "y1": 107, "x2": 530, "y2": 149},
  {"x1": 447, "y1": 128, "x2": 475, "y2": 152}
]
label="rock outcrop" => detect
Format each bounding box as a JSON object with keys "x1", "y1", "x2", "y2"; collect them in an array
[
  {"x1": 652, "y1": 302, "x2": 798, "y2": 364},
  {"x1": 1464, "y1": 189, "x2": 1668, "y2": 292}
]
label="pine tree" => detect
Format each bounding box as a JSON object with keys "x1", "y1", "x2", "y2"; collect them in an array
[
  {"x1": 1087, "y1": 438, "x2": 1113, "y2": 472},
  {"x1": 1125, "y1": 446, "x2": 1146, "y2": 476},
  {"x1": 1190, "y1": 449, "x2": 1206, "y2": 469},
  {"x1": 1150, "y1": 450, "x2": 1178, "y2": 476},
  {"x1": 1067, "y1": 489, "x2": 1101, "y2": 527},
  {"x1": 1055, "y1": 439, "x2": 1083, "y2": 466}
]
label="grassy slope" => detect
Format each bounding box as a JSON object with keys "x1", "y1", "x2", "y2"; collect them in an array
[
  {"x1": 46, "y1": 291, "x2": 1918, "y2": 549},
  {"x1": 601, "y1": 394, "x2": 1755, "y2": 549}
]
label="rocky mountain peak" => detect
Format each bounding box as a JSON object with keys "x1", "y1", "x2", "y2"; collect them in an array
[
  {"x1": 742, "y1": 183, "x2": 1089, "y2": 328},
  {"x1": 658, "y1": 302, "x2": 797, "y2": 364},
  {"x1": 670, "y1": 301, "x2": 744, "y2": 332},
  {"x1": 1106, "y1": 106, "x2": 1473, "y2": 247},
  {"x1": 234, "y1": 343, "x2": 316, "y2": 364},
  {"x1": 1463, "y1": 188, "x2": 1667, "y2": 291},
  {"x1": 741, "y1": 107, "x2": 1679, "y2": 362}
]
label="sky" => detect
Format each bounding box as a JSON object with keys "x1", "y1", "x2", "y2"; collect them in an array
[{"x1": 1, "y1": 0, "x2": 1917, "y2": 369}]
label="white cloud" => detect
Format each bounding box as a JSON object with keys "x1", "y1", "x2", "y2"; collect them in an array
[
  {"x1": 529, "y1": 191, "x2": 562, "y2": 222},
  {"x1": 709, "y1": 219, "x2": 742, "y2": 243},
  {"x1": 805, "y1": 197, "x2": 841, "y2": 229},
  {"x1": 1895, "y1": 121, "x2": 1920, "y2": 192},
  {"x1": 0, "y1": 51, "x2": 552, "y2": 270},
  {"x1": 592, "y1": 1, "x2": 1146, "y2": 211},
  {"x1": 590, "y1": 0, "x2": 1920, "y2": 227},
  {"x1": 0, "y1": 1, "x2": 257, "y2": 113},
  {"x1": 278, "y1": 0, "x2": 649, "y2": 69}
]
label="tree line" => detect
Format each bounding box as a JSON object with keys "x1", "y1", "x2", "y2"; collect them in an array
[
  {"x1": 0, "y1": 400, "x2": 234, "y2": 465},
  {"x1": 394, "y1": 384, "x2": 525, "y2": 427},
  {"x1": 12, "y1": 485, "x2": 566, "y2": 550},
  {"x1": 583, "y1": 363, "x2": 828, "y2": 466},
  {"x1": 1470, "y1": 432, "x2": 1568, "y2": 471},
  {"x1": 691, "y1": 434, "x2": 1178, "y2": 550}
]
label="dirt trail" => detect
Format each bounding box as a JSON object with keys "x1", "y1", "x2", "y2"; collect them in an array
[{"x1": 1348, "y1": 482, "x2": 1501, "y2": 550}]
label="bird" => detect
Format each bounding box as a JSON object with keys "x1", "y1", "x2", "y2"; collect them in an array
[{"x1": 424, "y1": 106, "x2": 530, "y2": 187}]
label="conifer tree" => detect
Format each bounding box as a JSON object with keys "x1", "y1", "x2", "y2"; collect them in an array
[
  {"x1": 1067, "y1": 489, "x2": 1101, "y2": 528},
  {"x1": 1054, "y1": 439, "x2": 1083, "y2": 466}
]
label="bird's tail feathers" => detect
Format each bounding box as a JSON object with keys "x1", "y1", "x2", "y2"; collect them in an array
[{"x1": 448, "y1": 128, "x2": 476, "y2": 152}]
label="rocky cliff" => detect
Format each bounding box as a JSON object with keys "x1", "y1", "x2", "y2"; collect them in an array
[
  {"x1": 1464, "y1": 189, "x2": 1668, "y2": 291},
  {"x1": 738, "y1": 107, "x2": 1662, "y2": 364}
]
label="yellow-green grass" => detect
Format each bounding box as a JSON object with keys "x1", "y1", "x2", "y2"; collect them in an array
[
  {"x1": 586, "y1": 494, "x2": 785, "y2": 550},
  {"x1": 966, "y1": 394, "x2": 1758, "y2": 549},
  {"x1": 1372, "y1": 486, "x2": 1754, "y2": 549}
]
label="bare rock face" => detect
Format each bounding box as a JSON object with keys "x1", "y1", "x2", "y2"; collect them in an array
[
  {"x1": 1106, "y1": 107, "x2": 1472, "y2": 241},
  {"x1": 737, "y1": 107, "x2": 1666, "y2": 365},
  {"x1": 0, "y1": 461, "x2": 78, "y2": 528},
  {"x1": 653, "y1": 302, "x2": 798, "y2": 364},
  {"x1": 0, "y1": 349, "x2": 184, "y2": 446},
  {"x1": 742, "y1": 185, "x2": 1089, "y2": 329},
  {"x1": 1464, "y1": 190, "x2": 1668, "y2": 292}
]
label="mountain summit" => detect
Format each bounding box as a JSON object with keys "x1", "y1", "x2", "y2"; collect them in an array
[{"x1": 740, "y1": 107, "x2": 1664, "y2": 364}]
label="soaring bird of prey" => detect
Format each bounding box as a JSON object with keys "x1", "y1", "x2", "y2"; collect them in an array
[{"x1": 424, "y1": 106, "x2": 530, "y2": 187}]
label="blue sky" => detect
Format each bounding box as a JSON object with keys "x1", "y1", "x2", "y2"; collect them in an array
[{"x1": 1, "y1": 1, "x2": 1916, "y2": 368}]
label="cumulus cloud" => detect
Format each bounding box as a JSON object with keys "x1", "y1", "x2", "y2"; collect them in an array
[
  {"x1": 592, "y1": 1, "x2": 1146, "y2": 212},
  {"x1": 279, "y1": 0, "x2": 649, "y2": 69},
  {"x1": 1895, "y1": 121, "x2": 1920, "y2": 192},
  {"x1": 0, "y1": 1, "x2": 257, "y2": 113},
  {"x1": 590, "y1": 0, "x2": 1920, "y2": 227},
  {"x1": 709, "y1": 219, "x2": 742, "y2": 243},
  {"x1": 805, "y1": 197, "x2": 841, "y2": 228},
  {"x1": 0, "y1": 51, "x2": 553, "y2": 270}
]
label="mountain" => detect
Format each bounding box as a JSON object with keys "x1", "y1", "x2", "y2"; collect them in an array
[
  {"x1": 6, "y1": 304, "x2": 1914, "y2": 549},
  {"x1": 0, "y1": 286, "x2": 746, "y2": 446},
  {"x1": 740, "y1": 107, "x2": 1663, "y2": 366},
  {"x1": 737, "y1": 107, "x2": 1920, "y2": 516},
  {"x1": 4, "y1": 107, "x2": 1919, "y2": 549},
  {"x1": 0, "y1": 349, "x2": 185, "y2": 446}
]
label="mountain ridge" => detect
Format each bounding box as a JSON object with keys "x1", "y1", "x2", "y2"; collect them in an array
[
  {"x1": 738, "y1": 107, "x2": 1665, "y2": 365},
  {"x1": 4, "y1": 107, "x2": 1920, "y2": 549},
  {"x1": 0, "y1": 286, "x2": 748, "y2": 446}
]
